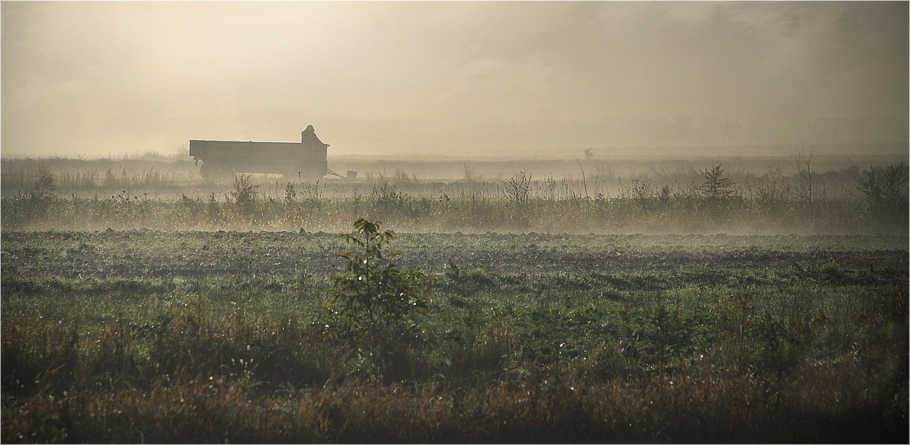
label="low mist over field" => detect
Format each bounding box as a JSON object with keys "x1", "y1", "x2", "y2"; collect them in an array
[{"x1": 2, "y1": 2, "x2": 907, "y2": 158}]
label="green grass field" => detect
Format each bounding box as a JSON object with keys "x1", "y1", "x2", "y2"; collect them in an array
[{"x1": 2, "y1": 229, "x2": 907, "y2": 442}]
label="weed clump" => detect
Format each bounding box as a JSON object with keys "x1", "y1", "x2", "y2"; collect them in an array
[{"x1": 230, "y1": 173, "x2": 258, "y2": 213}]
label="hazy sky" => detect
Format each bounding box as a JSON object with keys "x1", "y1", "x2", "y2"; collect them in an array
[{"x1": 2, "y1": 1, "x2": 907, "y2": 158}]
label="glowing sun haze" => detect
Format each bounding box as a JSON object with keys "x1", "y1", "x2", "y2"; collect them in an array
[{"x1": 2, "y1": 1, "x2": 907, "y2": 158}]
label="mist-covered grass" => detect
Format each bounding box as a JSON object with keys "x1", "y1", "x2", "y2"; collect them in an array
[{"x1": 3, "y1": 159, "x2": 906, "y2": 234}]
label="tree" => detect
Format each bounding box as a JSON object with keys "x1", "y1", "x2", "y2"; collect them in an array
[
  {"x1": 697, "y1": 164, "x2": 735, "y2": 201},
  {"x1": 584, "y1": 148, "x2": 595, "y2": 160}
]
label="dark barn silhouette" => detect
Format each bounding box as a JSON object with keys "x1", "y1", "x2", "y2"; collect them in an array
[{"x1": 190, "y1": 125, "x2": 328, "y2": 178}]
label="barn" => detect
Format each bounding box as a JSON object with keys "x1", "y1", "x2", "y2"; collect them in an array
[{"x1": 189, "y1": 125, "x2": 329, "y2": 178}]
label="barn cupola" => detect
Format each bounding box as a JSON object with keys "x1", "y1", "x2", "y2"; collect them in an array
[{"x1": 301, "y1": 125, "x2": 326, "y2": 146}]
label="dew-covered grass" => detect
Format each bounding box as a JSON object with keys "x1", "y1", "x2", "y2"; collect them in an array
[{"x1": 2, "y1": 230, "x2": 907, "y2": 442}]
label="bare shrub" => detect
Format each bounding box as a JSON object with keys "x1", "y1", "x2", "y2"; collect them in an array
[
  {"x1": 756, "y1": 166, "x2": 785, "y2": 204},
  {"x1": 855, "y1": 162, "x2": 909, "y2": 226},
  {"x1": 794, "y1": 148, "x2": 815, "y2": 206},
  {"x1": 501, "y1": 170, "x2": 532, "y2": 205}
]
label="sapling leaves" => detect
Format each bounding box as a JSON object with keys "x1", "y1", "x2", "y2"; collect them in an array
[{"x1": 326, "y1": 219, "x2": 430, "y2": 340}]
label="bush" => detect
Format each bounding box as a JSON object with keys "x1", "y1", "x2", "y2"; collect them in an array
[
  {"x1": 326, "y1": 219, "x2": 429, "y2": 337},
  {"x1": 697, "y1": 164, "x2": 735, "y2": 201},
  {"x1": 856, "y1": 162, "x2": 908, "y2": 226},
  {"x1": 502, "y1": 170, "x2": 532, "y2": 205},
  {"x1": 231, "y1": 173, "x2": 258, "y2": 212}
]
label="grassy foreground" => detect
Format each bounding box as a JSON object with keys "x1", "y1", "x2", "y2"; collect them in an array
[{"x1": 2, "y1": 230, "x2": 907, "y2": 442}]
